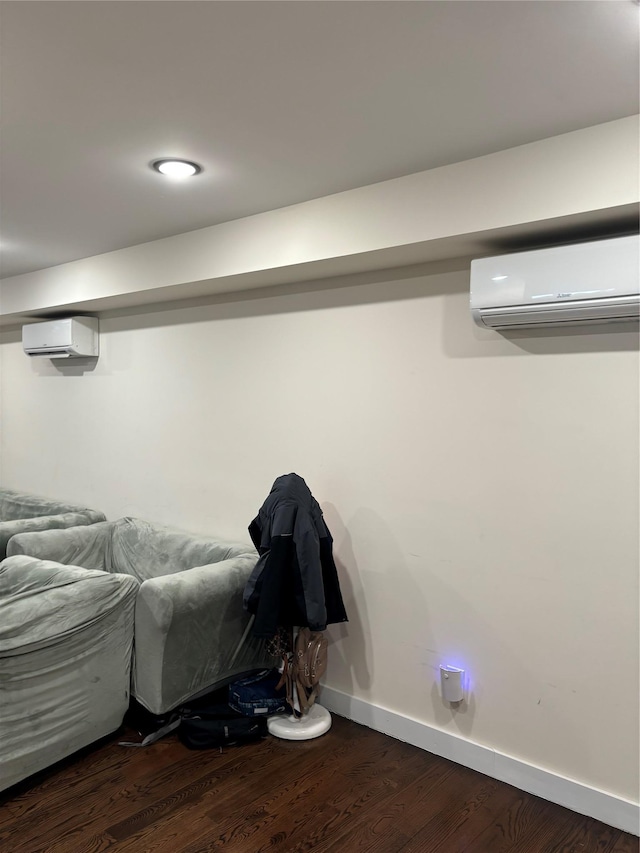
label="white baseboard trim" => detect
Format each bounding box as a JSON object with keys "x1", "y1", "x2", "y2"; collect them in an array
[{"x1": 320, "y1": 686, "x2": 640, "y2": 837}]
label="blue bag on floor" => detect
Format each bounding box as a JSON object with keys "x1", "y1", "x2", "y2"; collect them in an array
[{"x1": 228, "y1": 668, "x2": 289, "y2": 717}]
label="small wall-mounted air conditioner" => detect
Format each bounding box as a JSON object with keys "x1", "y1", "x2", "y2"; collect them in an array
[
  {"x1": 470, "y1": 234, "x2": 639, "y2": 329},
  {"x1": 22, "y1": 316, "x2": 99, "y2": 358}
]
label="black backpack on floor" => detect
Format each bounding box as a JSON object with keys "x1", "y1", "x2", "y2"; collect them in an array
[
  {"x1": 178, "y1": 702, "x2": 268, "y2": 750},
  {"x1": 121, "y1": 695, "x2": 268, "y2": 750}
]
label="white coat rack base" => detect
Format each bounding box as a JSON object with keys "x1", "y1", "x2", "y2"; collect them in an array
[{"x1": 267, "y1": 703, "x2": 332, "y2": 741}]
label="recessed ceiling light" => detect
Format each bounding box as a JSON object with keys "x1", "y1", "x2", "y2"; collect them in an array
[{"x1": 151, "y1": 159, "x2": 202, "y2": 178}]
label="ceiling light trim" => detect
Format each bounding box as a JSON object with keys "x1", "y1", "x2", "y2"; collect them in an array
[{"x1": 151, "y1": 158, "x2": 203, "y2": 177}]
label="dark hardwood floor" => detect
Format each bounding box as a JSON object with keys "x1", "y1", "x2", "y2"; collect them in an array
[{"x1": 0, "y1": 715, "x2": 637, "y2": 853}]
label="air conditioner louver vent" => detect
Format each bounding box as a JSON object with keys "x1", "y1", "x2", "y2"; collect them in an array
[
  {"x1": 478, "y1": 296, "x2": 640, "y2": 329},
  {"x1": 25, "y1": 349, "x2": 73, "y2": 358}
]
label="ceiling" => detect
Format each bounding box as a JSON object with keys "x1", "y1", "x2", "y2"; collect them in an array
[{"x1": 1, "y1": 0, "x2": 638, "y2": 280}]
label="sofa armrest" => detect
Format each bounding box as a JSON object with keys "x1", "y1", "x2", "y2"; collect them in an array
[
  {"x1": 133, "y1": 553, "x2": 269, "y2": 714},
  {"x1": 0, "y1": 555, "x2": 138, "y2": 792},
  {"x1": 6, "y1": 520, "x2": 113, "y2": 570}
]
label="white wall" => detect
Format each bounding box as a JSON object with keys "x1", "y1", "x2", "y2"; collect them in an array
[{"x1": 1, "y1": 264, "x2": 638, "y2": 804}]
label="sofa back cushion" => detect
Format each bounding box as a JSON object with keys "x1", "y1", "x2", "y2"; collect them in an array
[
  {"x1": 110, "y1": 517, "x2": 253, "y2": 582},
  {"x1": 0, "y1": 488, "x2": 97, "y2": 522}
]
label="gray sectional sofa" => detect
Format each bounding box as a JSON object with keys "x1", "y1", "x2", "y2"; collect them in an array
[
  {"x1": 8, "y1": 517, "x2": 272, "y2": 715},
  {"x1": 0, "y1": 555, "x2": 138, "y2": 793},
  {"x1": 0, "y1": 488, "x2": 106, "y2": 559}
]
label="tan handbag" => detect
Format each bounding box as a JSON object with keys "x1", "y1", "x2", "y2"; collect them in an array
[
  {"x1": 295, "y1": 627, "x2": 328, "y2": 689},
  {"x1": 278, "y1": 627, "x2": 328, "y2": 716}
]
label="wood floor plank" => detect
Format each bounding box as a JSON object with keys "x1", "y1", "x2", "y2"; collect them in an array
[
  {"x1": 0, "y1": 733, "x2": 147, "y2": 821},
  {"x1": 538, "y1": 812, "x2": 628, "y2": 853},
  {"x1": 282, "y1": 754, "x2": 442, "y2": 853},
  {"x1": 405, "y1": 779, "x2": 521, "y2": 853},
  {"x1": 55, "y1": 738, "x2": 328, "y2": 853},
  {"x1": 1, "y1": 713, "x2": 635, "y2": 853},
  {"x1": 609, "y1": 832, "x2": 640, "y2": 852},
  {"x1": 109, "y1": 718, "x2": 380, "y2": 853},
  {"x1": 462, "y1": 791, "x2": 578, "y2": 853},
  {"x1": 20, "y1": 720, "x2": 362, "y2": 853},
  {"x1": 391, "y1": 773, "x2": 502, "y2": 853},
  {"x1": 211, "y1": 737, "x2": 434, "y2": 853},
  {"x1": 2, "y1": 740, "x2": 245, "y2": 853},
  {"x1": 108, "y1": 751, "x2": 326, "y2": 852},
  {"x1": 76, "y1": 718, "x2": 361, "y2": 853},
  {"x1": 286, "y1": 753, "x2": 479, "y2": 853}
]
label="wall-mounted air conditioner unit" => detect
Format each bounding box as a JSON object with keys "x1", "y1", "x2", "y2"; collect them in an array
[
  {"x1": 22, "y1": 316, "x2": 99, "y2": 358},
  {"x1": 470, "y1": 234, "x2": 639, "y2": 329}
]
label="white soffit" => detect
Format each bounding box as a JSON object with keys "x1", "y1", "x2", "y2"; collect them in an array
[{"x1": 1, "y1": 118, "x2": 637, "y2": 326}]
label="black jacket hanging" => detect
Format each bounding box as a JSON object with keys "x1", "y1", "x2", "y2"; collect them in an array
[{"x1": 243, "y1": 473, "x2": 348, "y2": 638}]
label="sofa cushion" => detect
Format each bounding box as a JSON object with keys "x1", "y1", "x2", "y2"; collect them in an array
[
  {"x1": 0, "y1": 488, "x2": 100, "y2": 522},
  {"x1": 109, "y1": 517, "x2": 254, "y2": 582},
  {"x1": 0, "y1": 555, "x2": 139, "y2": 653}
]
